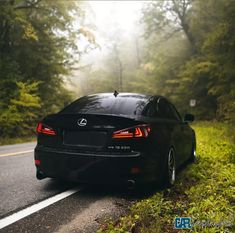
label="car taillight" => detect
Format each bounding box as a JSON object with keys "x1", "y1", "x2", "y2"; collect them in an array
[
  {"x1": 35, "y1": 159, "x2": 41, "y2": 165},
  {"x1": 112, "y1": 124, "x2": 151, "y2": 139},
  {"x1": 36, "y1": 123, "x2": 56, "y2": 135}
]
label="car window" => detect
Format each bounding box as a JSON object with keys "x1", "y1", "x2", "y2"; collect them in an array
[
  {"x1": 169, "y1": 103, "x2": 182, "y2": 121},
  {"x1": 156, "y1": 99, "x2": 180, "y2": 120},
  {"x1": 59, "y1": 94, "x2": 148, "y2": 116},
  {"x1": 143, "y1": 101, "x2": 156, "y2": 117}
]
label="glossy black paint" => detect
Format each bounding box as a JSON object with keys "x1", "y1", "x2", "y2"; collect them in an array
[
  {"x1": 34, "y1": 93, "x2": 196, "y2": 186},
  {"x1": 184, "y1": 113, "x2": 195, "y2": 123}
]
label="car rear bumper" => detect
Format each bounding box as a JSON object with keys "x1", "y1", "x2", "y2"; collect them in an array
[{"x1": 34, "y1": 146, "x2": 154, "y2": 185}]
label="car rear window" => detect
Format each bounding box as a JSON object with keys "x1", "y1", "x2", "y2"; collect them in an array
[{"x1": 59, "y1": 94, "x2": 149, "y2": 116}]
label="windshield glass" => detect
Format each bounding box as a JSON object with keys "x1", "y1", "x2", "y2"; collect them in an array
[{"x1": 60, "y1": 94, "x2": 149, "y2": 116}]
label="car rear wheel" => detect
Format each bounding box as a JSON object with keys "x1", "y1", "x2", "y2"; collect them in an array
[{"x1": 164, "y1": 147, "x2": 176, "y2": 187}]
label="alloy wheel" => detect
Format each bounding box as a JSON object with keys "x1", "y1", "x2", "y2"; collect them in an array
[{"x1": 168, "y1": 148, "x2": 176, "y2": 185}]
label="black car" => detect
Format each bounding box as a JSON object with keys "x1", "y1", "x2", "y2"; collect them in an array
[{"x1": 34, "y1": 93, "x2": 196, "y2": 188}]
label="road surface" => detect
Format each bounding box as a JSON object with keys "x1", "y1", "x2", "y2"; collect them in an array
[{"x1": 0, "y1": 142, "x2": 135, "y2": 233}]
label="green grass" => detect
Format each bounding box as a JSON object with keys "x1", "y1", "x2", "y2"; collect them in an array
[
  {"x1": 98, "y1": 122, "x2": 235, "y2": 233},
  {"x1": 0, "y1": 136, "x2": 36, "y2": 146}
]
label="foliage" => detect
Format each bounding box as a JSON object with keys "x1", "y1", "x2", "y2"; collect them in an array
[
  {"x1": 141, "y1": 0, "x2": 195, "y2": 50},
  {"x1": 98, "y1": 122, "x2": 235, "y2": 233},
  {"x1": 140, "y1": 0, "x2": 235, "y2": 121},
  {"x1": 0, "y1": 136, "x2": 35, "y2": 146},
  {"x1": 0, "y1": 0, "x2": 94, "y2": 138},
  {"x1": 0, "y1": 81, "x2": 41, "y2": 137},
  {"x1": 174, "y1": 0, "x2": 235, "y2": 121}
]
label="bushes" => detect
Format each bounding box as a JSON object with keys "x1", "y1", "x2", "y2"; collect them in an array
[{"x1": 0, "y1": 81, "x2": 41, "y2": 137}]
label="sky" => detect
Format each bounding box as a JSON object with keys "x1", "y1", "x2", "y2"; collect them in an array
[
  {"x1": 89, "y1": 1, "x2": 146, "y2": 32},
  {"x1": 80, "y1": 1, "x2": 147, "y2": 63}
]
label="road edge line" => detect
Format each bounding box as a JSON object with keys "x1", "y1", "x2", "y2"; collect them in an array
[
  {"x1": 0, "y1": 150, "x2": 34, "y2": 157},
  {"x1": 0, "y1": 188, "x2": 80, "y2": 229}
]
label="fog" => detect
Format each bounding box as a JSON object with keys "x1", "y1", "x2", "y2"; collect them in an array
[{"x1": 68, "y1": 1, "x2": 147, "y2": 96}]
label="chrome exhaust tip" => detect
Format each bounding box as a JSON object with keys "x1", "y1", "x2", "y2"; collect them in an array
[{"x1": 127, "y1": 180, "x2": 135, "y2": 190}]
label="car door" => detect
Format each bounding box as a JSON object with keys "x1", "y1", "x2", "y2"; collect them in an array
[
  {"x1": 155, "y1": 99, "x2": 186, "y2": 166},
  {"x1": 168, "y1": 103, "x2": 192, "y2": 163}
]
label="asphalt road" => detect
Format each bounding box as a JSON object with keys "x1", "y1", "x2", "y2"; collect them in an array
[{"x1": 0, "y1": 142, "x2": 135, "y2": 233}]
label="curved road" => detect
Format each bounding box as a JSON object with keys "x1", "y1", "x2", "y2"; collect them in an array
[{"x1": 0, "y1": 142, "x2": 135, "y2": 233}]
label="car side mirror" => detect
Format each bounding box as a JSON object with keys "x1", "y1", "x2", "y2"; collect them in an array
[{"x1": 183, "y1": 113, "x2": 194, "y2": 123}]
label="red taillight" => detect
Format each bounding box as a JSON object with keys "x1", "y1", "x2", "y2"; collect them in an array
[
  {"x1": 131, "y1": 167, "x2": 141, "y2": 174},
  {"x1": 36, "y1": 123, "x2": 56, "y2": 135},
  {"x1": 135, "y1": 127, "x2": 143, "y2": 137},
  {"x1": 35, "y1": 159, "x2": 41, "y2": 165},
  {"x1": 112, "y1": 125, "x2": 151, "y2": 139}
]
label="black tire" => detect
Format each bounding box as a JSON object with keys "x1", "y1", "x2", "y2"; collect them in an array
[{"x1": 163, "y1": 147, "x2": 176, "y2": 187}]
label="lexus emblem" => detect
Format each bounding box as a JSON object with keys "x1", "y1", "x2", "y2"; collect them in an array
[{"x1": 77, "y1": 118, "x2": 87, "y2": 127}]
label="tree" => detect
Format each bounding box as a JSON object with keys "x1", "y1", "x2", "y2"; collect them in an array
[
  {"x1": 0, "y1": 0, "x2": 95, "y2": 137},
  {"x1": 177, "y1": 0, "x2": 235, "y2": 121},
  {"x1": 0, "y1": 81, "x2": 41, "y2": 136},
  {"x1": 141, "y1": 0, "x2": 235, "y2": 121},
  {"x1": 142, "y1": 0, "x2": 195, "y2": 51}
]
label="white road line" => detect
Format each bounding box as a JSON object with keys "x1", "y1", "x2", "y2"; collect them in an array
[
  {"x1": 0, "y1": 150, "x2": 34, "y2": 157},
  {"x1": 0, "y1": 188, "x2": 80, "y2": 229}
]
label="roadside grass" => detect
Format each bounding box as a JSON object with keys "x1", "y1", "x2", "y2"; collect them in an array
[
  {"x1": 98, "y1": 122, "x2": 235, "y2": 233},
  {"x1": 0, "y1": 136, "x2": 36, "y2": 146}
]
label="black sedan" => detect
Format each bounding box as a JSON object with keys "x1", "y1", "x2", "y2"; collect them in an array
[{"x1": 34, "y1": 93, "x2": 196, "y2": 188}]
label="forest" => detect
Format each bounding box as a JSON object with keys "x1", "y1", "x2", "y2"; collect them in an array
[{"x1": 0, "y1": 0, "x2": 234, "y2": 139}]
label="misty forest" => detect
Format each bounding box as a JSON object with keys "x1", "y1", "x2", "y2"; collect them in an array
[{"x1": 0, "y1": 0, "x2": 234, "y2": 138}]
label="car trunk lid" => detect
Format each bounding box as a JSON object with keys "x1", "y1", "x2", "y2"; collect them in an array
[{"x1": 40, "y1": 113, "x2": 143, "y2": 149}]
